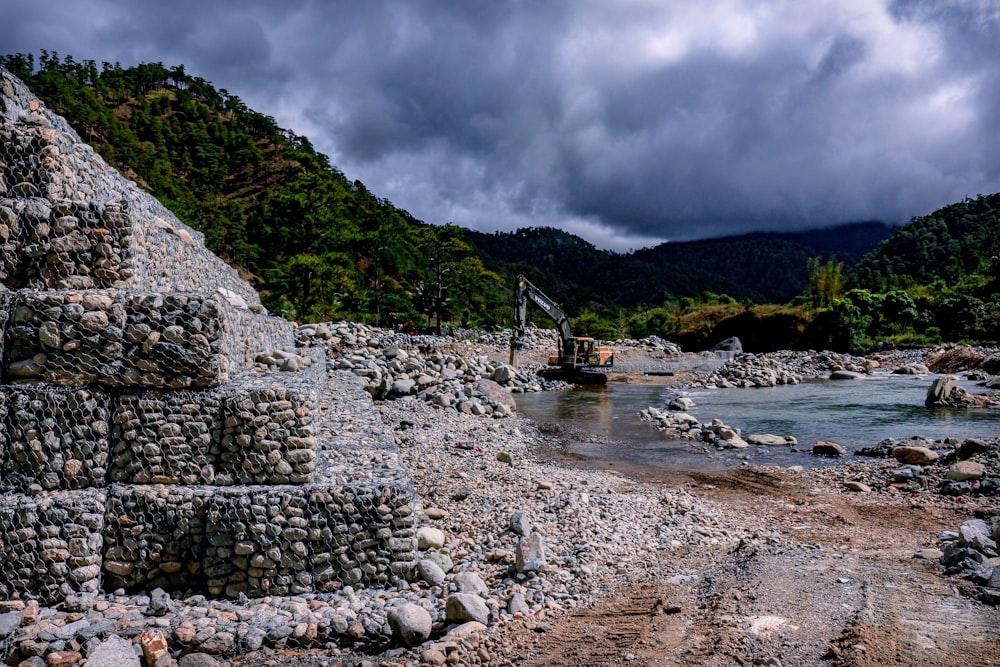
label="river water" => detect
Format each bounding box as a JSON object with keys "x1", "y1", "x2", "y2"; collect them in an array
[{"x1": 514, "y1": 375, "x2": 1000, "y2": 472}]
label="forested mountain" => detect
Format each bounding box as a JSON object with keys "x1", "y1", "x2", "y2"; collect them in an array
[
  {"x1": 0, "y1": 52, "x2": 507, "y2": 328},
  {"x1": 469, "y1": 221, "x2": 895, "y2": 307},
  {"x1": 852, "y1": 194, "x2": 999, "y2": 295},
  {"x1": 4, "y1": 52, "x2": 995, "y2": 350}
]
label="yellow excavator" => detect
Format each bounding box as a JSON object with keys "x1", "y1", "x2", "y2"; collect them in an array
[{"x1": 509, "y1": 274, "x2": 614, "y2": 384}]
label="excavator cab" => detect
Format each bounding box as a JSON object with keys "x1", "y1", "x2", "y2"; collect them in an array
[
  {"x1": 548, "y1": 337, "x2": 593, "y2": 366},
  {"x1": 546, "y1": 336, "x2": 614, "y2": 377},
  {"x1": 566, "y1": 337, "x2": 614, "y2": 368}
]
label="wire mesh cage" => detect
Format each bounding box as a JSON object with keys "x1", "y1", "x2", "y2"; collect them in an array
[
  {"x1": 0, "y1": 490, "x2": 105, "y2": 604},
  {"x1": 103, "y1": 484, "x2": 210, "y2": 594},
  {"x1": 204, "y1": 486, "x2": 311, "y2": 598},
  {"x1": 110, "y1": 390, "x2": 224, "y2": 485},
  {"x1": 308, "y1": 481, "x2": 416, "y2": 593},
  {"x1": 4, "y1": 290, "x2": 227, "y2": 388},
  {"x1": 2, "y1": 387, "x2": 110, "y2": 492}
]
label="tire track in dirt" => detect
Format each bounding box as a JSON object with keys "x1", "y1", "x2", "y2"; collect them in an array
[
  {"x1": 507, "y1": 463, "x2": 1000, "y2": 667},
  {"x1": 831, "y1": 561, "x2": 1000, "y2": 667},
  {"x1": 515, "y1": 580, "x2": 693, "y2": 667}
]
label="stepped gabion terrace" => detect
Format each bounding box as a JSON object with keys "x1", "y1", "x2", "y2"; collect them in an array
[{"x1": 0, "y1": 67, "x2": 417, "y2": 608}]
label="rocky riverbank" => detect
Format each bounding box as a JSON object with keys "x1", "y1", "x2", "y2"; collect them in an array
[
  {"x1": 0, "y1": 373, "x2": 747, "y2": 667},
  {"x1": 4, "y1": 333, "x2": 1000, "y2": 666},
  {"x1": 250, "y1": 339, "x2": 1000, "y2": 666}
]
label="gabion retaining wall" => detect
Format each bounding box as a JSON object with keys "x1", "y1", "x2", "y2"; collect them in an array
[
  {"x1": 0, "y1": 70, "x2": 78, "y2": 133},
  {"x1": 110, "y1": 390, "x2": 224, "y2": 485},
  {"x1": 101, "y1": 478, "x2": 416, "y2": 599},
  {"x1": 0, "y1": 67, "x2": 420, "y2": 608},
  {"x1": 204, "y1": 486, "x2": 312, "y2": 598},
  {"x1": 0, "y1": 490, "x2": 105, "y2": 604},
  {"x1": 0, "y1": 368, "x2": 419, "y2": 601},
  {"x1": 218, "y1": 353, "x2": 324, "y2": 485},
  {"x1": 220, "y1": 383, "x2": 318, "y2": 486},
  {"x1": 103, "y1": 484, "x2": 211, "y2": 593},
  {"x1": 0, "y1": 195, "x2": 133, "y2": 289},
  {"x1": 219, "y1": 304, "x2": 296, "y2": 382},
  {"x1": 1, "y1": 67, "x2": 260, "y2": 304},
  {"x1": 0, "y1": 366, "x2": 322, "y2": 489},
  {"x1": 129, "y1": 210, "x2": 260, "y2": 308},
  {"x1": 3, "y1": 289, "x2": 293, "y2": 388},
  {"x1": 0, "y1": 292, "x2": 8, "y2": 370},
  {"x1": 308, "y1": 481, "x2": 417, "y2": 591}
]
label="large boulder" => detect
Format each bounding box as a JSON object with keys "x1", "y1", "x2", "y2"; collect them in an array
[
  {"x1": 712, "y1": 337, "x2": 743, "y2": 354},
  {"x1": 417, "y1": 559, "x2": 447, "y2": 586},
  {"x1": 516, "y1": 532, "x2": 547, "y2": 573},
  {"x1": 925, "y1": 346, "x2": 987, "y2": 373},
  {"x1": 417, "y1": 526, "x2": 446, "y2": 550},
  {"x1": 926, "y1": 376, "x2": 1000, "y2": 408},
  {"x1": 983, "y1": 354, "x2": 1000, "y2": 375},
  {"x1": 453, "y1": 572, "x2": 490, "y2": 597},
  {"x1": 668, "y1": 396, "x2": 695, "y2": 411},
  {"x1": 491, "y1": 364, "x2": 515, "y2": 384},
  {"x1": 948, "y1": 461, "x2": 985, "y2": 482},
  {"x1": 388, "y1": 603, "x2": 433, "y2": 647},
  {"x1": 391, "y1": 378, "x2": 417, "y2": 396},
  {"x1": 473, "y1": 378, "x2": 516, "y2": 409},
  {"x1": 446, "y1": 593, "x2": 490, "y2": 624},
  {"x1": 81, "y1": 636, "x2": 140, "y2": 667},
  {"x1": 926, "y1": 376, "x2": 959, "y2": 406},
  {"x1": 892, "y1": 363, "x2": 929, "y2": 375},
  {"x1": 892, "y1": 446, "x2": 939, "y2": 466},
  {"x1": 812, "y1": 441, "x2": 844, "y2": 457}
]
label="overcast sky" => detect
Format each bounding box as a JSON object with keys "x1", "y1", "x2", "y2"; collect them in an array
[{"x1": 4, "y1": 0, "x2": 999, "y2": 250}]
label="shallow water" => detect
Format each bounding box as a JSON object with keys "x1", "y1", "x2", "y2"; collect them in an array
[{"x1": 514, "y1": 375, "x2": 1000, "y2": 471}]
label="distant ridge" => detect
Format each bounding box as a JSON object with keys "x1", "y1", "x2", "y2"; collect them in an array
[
  {"x1": 674, "y1": 221, "x2": 898, "y2": 258},
  {"x1": 468, "y1": 221, "x2": 896, "y2": 307}
]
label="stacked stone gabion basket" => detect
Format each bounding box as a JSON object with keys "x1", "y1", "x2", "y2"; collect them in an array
[{"x1": 0, "y1": 67, "x2": 417, "y2": 607}]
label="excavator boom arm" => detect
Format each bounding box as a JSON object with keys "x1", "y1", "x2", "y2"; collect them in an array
[
  {"x1": 510, "y1": 274, "x2": 574, "y2": 365},
  {"x1": 514, "y1": 274, "x2": 573, "y2": 341}
]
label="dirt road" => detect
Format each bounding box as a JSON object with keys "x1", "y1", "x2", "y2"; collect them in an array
[{"x1": 495, "y1": 465, "x2": 1000, "y2": 666}]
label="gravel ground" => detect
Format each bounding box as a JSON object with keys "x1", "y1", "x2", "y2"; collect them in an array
[
  {"x1": 7, "y1": 338, "x2": 1000, "y2": 667},
  {"x1": 235, "y1": 395, "x2": 1000, "y2": 667}
]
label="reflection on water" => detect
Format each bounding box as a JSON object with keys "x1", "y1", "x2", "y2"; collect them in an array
[{"x1": 515, "y1": 376, "x2": 1000, "y2": 471}]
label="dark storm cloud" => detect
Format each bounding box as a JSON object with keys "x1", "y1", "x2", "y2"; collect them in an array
[{"x1": 3, "y1": 0, "x2": 999, "y2": 248}]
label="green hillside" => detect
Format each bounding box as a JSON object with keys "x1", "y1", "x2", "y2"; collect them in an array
[
  {"x1": 852, "y1": 193, "x2": 999, "y2": 294},
  {"x1": 5, "y1": 52, "x2": 996, "y2": 351},
  {"x1": 469, "y1": 221, "x2": 895, "y2": 307},
  {"x1": 0, "y1": 52, "x2": 507, "y2": 328}
]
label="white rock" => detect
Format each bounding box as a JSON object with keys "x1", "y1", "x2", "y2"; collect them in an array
[{"x1": 417, "y1": 526, "x2": 446, "y2": 550}]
